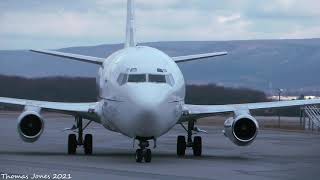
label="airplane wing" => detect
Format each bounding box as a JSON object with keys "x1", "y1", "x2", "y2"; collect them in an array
[
  {"x1": 183, "y1": 99, "x2": 320, "y2": 119},
  {"x1": 0, "y1": 97, "x2": 98, "y2": 120},
  {"x1": 30, "y1": 49, "x2": 105, "y2": 65},
  {"x1": 172, "y1": 51, "x2": 227, "y2": 63}
]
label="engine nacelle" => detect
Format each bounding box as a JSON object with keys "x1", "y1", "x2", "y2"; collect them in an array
[
  {"x1": 17, "y1": 111, "x2": 44, "y2": 143},
  {"x1": 224, "y1": 114, "x2": 259, "y2": 146}
]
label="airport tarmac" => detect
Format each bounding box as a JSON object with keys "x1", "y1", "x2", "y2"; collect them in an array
[{"x1": 0, "y1": 112, "x2": 320, "y2": 180}]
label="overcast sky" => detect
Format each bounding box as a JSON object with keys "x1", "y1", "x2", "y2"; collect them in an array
[{"x1": 1, "y1": 0, "x2": 320, "y2": 50}]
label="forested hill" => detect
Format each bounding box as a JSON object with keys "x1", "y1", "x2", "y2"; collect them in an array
[{"x1": 1, "y1": 39, "x2": 320, "y2": 91}]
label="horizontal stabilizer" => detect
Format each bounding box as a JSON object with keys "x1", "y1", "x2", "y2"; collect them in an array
[
  {"x1": 30, "y1": 49, "x2": 105, "y2": 65},
  {"x1": 173, "y1": 51, "x2": 227, "y2": 63}
]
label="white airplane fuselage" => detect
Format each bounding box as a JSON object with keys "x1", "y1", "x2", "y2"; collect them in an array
[
  {"x1": 96, "y1": 46, "x2": 186, "y2": 139},
  {"x1": 4, "y1": 0, "x2": 320, "y2": 163}
]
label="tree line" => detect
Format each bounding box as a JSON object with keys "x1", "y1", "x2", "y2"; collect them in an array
[
  {"x1": 0, "y1": 75, "x2": 267, "y2": 103},
  {"x1": 0, "y1": 75, "x2": 299, "y2": 116}
]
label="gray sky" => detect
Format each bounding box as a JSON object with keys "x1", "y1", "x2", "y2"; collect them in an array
[{"x1": 1, "y1": 0, "x2": 320, "y2": 50}]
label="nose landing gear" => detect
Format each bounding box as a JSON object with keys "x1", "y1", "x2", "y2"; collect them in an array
[{"x1": 135, "y1": 138, "x2": 153, "y2": 163}]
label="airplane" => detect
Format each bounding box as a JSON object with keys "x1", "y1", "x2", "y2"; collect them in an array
[{"x1": 1, "y1": 0, "x2": 320, "y2": 163}]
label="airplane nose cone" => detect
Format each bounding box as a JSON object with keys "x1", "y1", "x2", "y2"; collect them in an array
[
  {"x1": 128, "y1": 85, "x2": 169, "y2": 108},
  {"x1": 132, "y1": 92, "x2": 166, "y2": 109},
  {"x1": 107, "y1": 85, "x2": 181, "y2": 138},
  {"x1": 127, "y1": 85, "x2": 172, "y2": 137}
]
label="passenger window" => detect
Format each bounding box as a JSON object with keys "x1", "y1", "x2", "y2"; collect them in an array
[
  {"x1": 130, "y1": 68, "x2": 138, "y2": 72},
  {"x1": 149, "y1": 74, "x2": 166, "y2": 83},
  {"x1": 128, "y1": 74, "x2": 146, "y2": 83}
]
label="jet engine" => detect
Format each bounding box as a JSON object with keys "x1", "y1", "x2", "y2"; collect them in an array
[
  {"x1": 224, "y1": 113, "x2": 259, "y2": 146},
  {"x1": 17, "y1": 110, "x2": 44, "y2": 143}
]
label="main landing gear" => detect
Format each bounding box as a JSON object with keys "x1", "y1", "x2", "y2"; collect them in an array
[
  {"x1": 135, "y1": 138, "x2": 153, "y2": 163},
  {"x1": 68, "y1": 116, "x2": 93, "y2": 155},
  {"x1": 177, "y1": 120, "x2": 202, "y2": 157}
]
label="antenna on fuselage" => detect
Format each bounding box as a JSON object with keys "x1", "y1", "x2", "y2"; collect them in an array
[{"x1": 125, "y1": 0, "x2": 137, "y2": 48}]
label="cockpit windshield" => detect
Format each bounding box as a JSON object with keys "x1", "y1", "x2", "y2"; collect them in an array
[
  {"x1": 149, "y1": 74, "x2": 166, "y2": 83},
  {"x1": 128, "y1": 74, "x2": 146, "y2": 83},
  {"x1": 117, "y1": 70, "x2": 175, "y2": 86}
]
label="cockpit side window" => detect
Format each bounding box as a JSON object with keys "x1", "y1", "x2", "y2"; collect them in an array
[
  {"x1": 149, "y1": 74, "x2": 166, "y2": 83},
  {"x1": 165, "y1": 74, "x2": 175, "y2": 86},
  {"x1": 117, "y1": 73, "x2": 128, "y2": 86},
  {"x1": 128, "y1": 74, "x2": 146, "y2": 83}
]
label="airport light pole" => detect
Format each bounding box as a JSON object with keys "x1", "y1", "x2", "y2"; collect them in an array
[{"x1": 278, "y1": 88, "x2": 283, "y2": 128}]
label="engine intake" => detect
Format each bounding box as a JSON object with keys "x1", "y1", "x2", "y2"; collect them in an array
[
  {"x1": 224, "y1": 114, "x2": 259, "y2": 146},
  {"x1": 17, "y1": 111, "x2": 44, "y2": 143}
]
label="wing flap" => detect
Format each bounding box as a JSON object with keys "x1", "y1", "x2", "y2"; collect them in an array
[{"x1": 30, "y1": 49, "x2": 104, "y2": 65}]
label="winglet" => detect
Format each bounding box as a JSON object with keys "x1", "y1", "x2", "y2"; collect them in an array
[{"x1": 125, "y1": 0, "x2": 137, "y2": 48}]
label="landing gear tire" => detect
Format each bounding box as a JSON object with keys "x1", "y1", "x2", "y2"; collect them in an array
[
  {"x1": 68, "y1": 134, "x2": 77, "y2": 155},
  {"x1": 177, "y1": 136, "x2": 186, "y2": 156},
  {"x1": 136, "y1": 149, "x2": 143, "y2": 163},
  {"x1": 84, "y1": 134, "x2": 93, "y2": 155},
  {"x1": 193, "y1": 136, "x2": 202, "y2": 157},
  {"x1": 135, "y1": 139, "x2": 153, "y2": 163},
  {"x1": 67, "y1": 117, "x2": 94, "y2": 155},
  {"x1": 144, "y1": 149, "x2": 152, "y2": 163}
]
